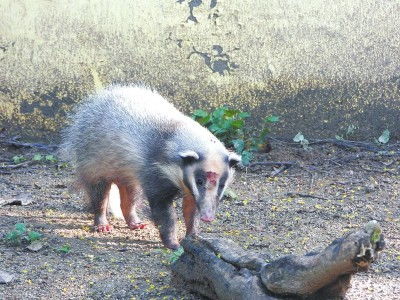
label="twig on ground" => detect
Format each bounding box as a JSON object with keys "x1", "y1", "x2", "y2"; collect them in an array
[
  {"x1": 285, "y1": 192, "x2": 329, "y2": 200},
  {"x1": 248, "y1": 161, "x2": 297, "y2": 168},
  {"x1": 309, "y1": 139, "x2": 382, "y2": 151},
  {"x1": 270, "y1": 136, "x2": 400, "y2": 153},
  {"x1": 359, "y1": 165, "x2": 398, "y2": 175},
  {"x1": 0, "y1": 178, "x2": 32, "y2": 187},
  {"x1": 0, "y1": 161, "x2": 33, "y2": 169},
  {"x1": 0, "y1": 138, "x2": 58, "y2": 151},
  {"x1": 332, "y1": 180, "x2": 364, "y2": 185},
  {"x1": 270, "y1": 165, "x2": 288, "y2": 177},
  {"x1": 328, "y1": 151, "x2": 400, "y2": 166}
]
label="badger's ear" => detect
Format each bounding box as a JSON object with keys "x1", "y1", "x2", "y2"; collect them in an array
[
  {"x1": 228, "y1": 152, "x2": 241, "y2": 168},
  {"x1": 179, "y1": 150, "x2": 200, "y2": 164}
]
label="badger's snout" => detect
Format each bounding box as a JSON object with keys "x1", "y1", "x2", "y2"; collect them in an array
[{"x1": 200, "y1": 210, "x2": 215, "y2": 222}]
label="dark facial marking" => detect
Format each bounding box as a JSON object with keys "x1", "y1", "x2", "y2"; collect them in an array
[
  {"x1": 193, "y1": 169, "x2": 207, "y2": 205},
  {"x1": 196, "y1": 178, "x2": 204, "y2": 186},
  {"x1": 194, "y1": 169, "x2": 207, "y2": 189},
  {"x1": 183, "y1": 168, "x2": 206, "y2": 199},
  {"x1": 217, "y1": 171, "x2": 229, "y2": 199},
  {"x1": 225, "y1": 153, "x2": 241, "y2": 168}
]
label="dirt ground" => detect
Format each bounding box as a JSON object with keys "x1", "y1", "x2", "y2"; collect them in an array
[{"x1": 0, "y1": 139, "x2": 399, "y2": 299}]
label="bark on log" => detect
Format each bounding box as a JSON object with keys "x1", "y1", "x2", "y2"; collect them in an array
[{"x1": 171, "y1": 221, "x2": 385, "y2": 300}]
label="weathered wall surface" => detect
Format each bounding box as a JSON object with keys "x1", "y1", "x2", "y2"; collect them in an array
[{"x1": 1, "y1": 0, "x2": 399, "y2": 142}]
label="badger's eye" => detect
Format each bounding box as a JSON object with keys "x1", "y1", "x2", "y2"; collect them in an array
[
  {"x1": 219, "y1": 184, "x2": 225, "y2": 189},
  {"x1": 196, "y1": 178, "x2": 204, "y2": 186}
]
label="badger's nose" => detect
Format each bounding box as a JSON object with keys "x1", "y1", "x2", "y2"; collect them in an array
[{"x1": 200, "y1": 214, "x2": 215, "y2": 222}]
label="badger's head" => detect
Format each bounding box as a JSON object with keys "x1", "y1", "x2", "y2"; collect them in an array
[{"x1": 178, "y1": 150, "x2": 241, "y2": 222}]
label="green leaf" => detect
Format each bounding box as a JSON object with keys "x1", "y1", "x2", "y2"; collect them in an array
[
  {"x1": 378, "y1": 129, "x2": 390, "y2": 144},
  {"x1": 15, "y1": 223, "x2": 26, "y2": 233},
  {"x1": 346, "y1": 125, "x2": 357, "y2": 136},
  {"x1": 12, "y1": 155, "x2": 25, "y2": 164},
  {"x1": 241, "y1": 150, "x2": 253, "y2": 166},
  {"x1": 5, "y1": 231, "x2": 21, "y2": 242},
  {"x1": 208, "y1": 123, "x2": 221, "y2": 133},
  {"x1": 224, "y1": 189, "x2": 238, "y2": 200},
  {"x1": 231, "y1": 120, "x2": 244, "y2": 129},
  {"x1": 293, "y1": 132, "x2": 304, "y2": 142},
  {"x1": 57, "y1": 162, "x2": 69, "y2": 169},
  {"x1": 364, "y1": 220, "x2": 382, "y2": 244},
  {"x1": 27, "y1": 231, "x2": 42, "y2": 242},
  {"x1": 370, "y1": 227, "x2": 382, "y2": 244},
  {"x1": 232, "y1": 139, "x2": 245, "y2": 153},
  {"x1": 210, "y1": 123, "x2": 227, "y2": 135},
  {"x1": 335, "y1": 135, "x2": 344, "y2": 140},
  {"x1": 58, "y1": 244, "x2": 71, "y2": 253},
  {"x1": 45, "y1": 155, "x2": 57, "y2": 162},
  {"x1": 212, "y1": 107, "x2": 227, "y2": 120},
  {"x1": 264, "y1": 115, "x2": 279, "y2": 123},
  {"x1": 33, "y1": 154, "x2": 43, "y2": 161},
  {"x1": 192, "y1": 109, "x2": 208, "y2": 118},
  {"x1": 221, "y1": 119, "x2": 234, "y2": 130},
  {"x1": 197, "y1": 115, "x2": 211, "y2": 126},
  {"x1": 169, "y1": 246, "x2": 184, "y2": 263},
  {"x1": 223, "y1": 109, "x2": 240, "y2": 118},
  {"x1": 238, "y1": 112, "x2": 251, "y2": 119}
]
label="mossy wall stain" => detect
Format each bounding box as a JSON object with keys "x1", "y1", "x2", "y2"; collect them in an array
[{"x1": 0, "y1": 0, "x2": 399, "y2": 142}]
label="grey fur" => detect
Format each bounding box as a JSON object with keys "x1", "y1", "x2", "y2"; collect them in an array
[{"x1": 60, "y1": 85, "x2": 240, "y2": 248}]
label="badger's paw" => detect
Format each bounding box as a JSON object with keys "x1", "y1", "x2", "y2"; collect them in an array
[
  {"x1": 164, "y1": 241, "x2": 180, "y2": 250},
  {"x1": 128, "y1": 222, "x2": 147, "y2": 230},
  {"x1": 95, "y1": 224, "x2": 113, "y2": 233}
]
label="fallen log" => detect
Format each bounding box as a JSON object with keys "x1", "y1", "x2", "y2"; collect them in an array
[{"x1": 171, "y1": 221, "x2": 385, "y2": 300}]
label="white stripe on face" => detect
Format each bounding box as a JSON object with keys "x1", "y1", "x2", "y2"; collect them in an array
[{"x1": 184, "y1": 164, "x2": 200, "y2": 199}]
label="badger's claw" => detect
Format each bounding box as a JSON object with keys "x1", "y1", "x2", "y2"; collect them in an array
[
  {"x1": 128, "y1": 222, "x2": 147, "y2": 230},
  {"x1": 96, "y1": 224, "x2": 113, "y2": 233}
]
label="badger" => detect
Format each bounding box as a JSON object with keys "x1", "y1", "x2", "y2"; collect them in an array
[{"x1": 60, "y1": 85, "x2": 241, "y2": 249}]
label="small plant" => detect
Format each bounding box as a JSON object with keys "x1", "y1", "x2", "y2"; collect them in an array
[
  {"x1": 192, "y1": 107, "x2": 250, "y2": 142},
  {"x1": 32, "y1": 153, "x2": 58, "y2": 163},
  {"x1": 335, "y1": 125, "x2": 357, "y2": 140},
  {"x1": 376, "y1": 129, "x2": 390, "y2": 145},
  {"x1": 57, "y1": 162, "x2": 69, "y2": 169},
  {"x1": 12, "y1": 155, "x2": 26, "y2": 164},
  {"x1": 11, "y1": 154, "x2": 58, "y2": 164},
  {"x1": 192, "y1": 106, "x2": 279, "y2": 165},
  {"x1": 293, "y1": 132, "x2": 311, "y2": 150},
  {"x1": 223, "y1": 188, "x2": 238, "y2": 200},
  {"x1": 4, "y1": 223, "x2": 42, "y2": 245},
  {"x1": 58, "y1": 244, "x2": 71, "y2": 254},
  {"x1": 45, "y1": 154, "x2": 57, "y2": 162},
  {"x1": 33, "y1": 154, "x2": 43, "y2": 161},
  {"x1": 169, "y1": 246, "x2": 184, "y2": 263}
]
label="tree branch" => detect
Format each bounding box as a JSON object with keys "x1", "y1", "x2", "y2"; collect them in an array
[{"x1": 171, "y1": 221, "x2": 385, "y2": 299}]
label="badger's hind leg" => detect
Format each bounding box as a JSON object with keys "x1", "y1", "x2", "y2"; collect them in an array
[
  {"x1": 85, "y1": 180, "x2": 112, "y2": 232},
  {"x1": 117, "y1": 184, "x2": 147, "y2": 230}
]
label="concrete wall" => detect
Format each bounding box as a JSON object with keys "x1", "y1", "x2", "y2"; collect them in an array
[{"x1": 1, "y1": 0, "x2": 399, "y2": 142}]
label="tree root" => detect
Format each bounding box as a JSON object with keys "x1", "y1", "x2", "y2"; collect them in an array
[{"x1": 171, "y1": 221, "x2": 385, "y2": 300}]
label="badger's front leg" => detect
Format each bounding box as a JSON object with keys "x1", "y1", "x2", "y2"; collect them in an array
[
  {"x1": 183, "y1": 194, "x2": 200, "y2": 236},
  {"x1": 148, "y1": 196, "x2": 180, "y2": 250}
]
